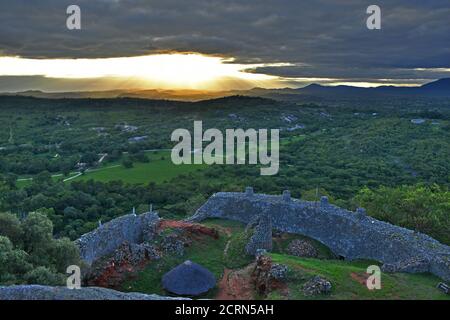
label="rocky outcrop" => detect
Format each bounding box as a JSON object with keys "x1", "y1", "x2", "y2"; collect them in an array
[
  {"x1": 76, "y1": 211, "x2": 159, "y2": 265},
  {"x1": 189, "y1": 189, "x2": 450, "y2": 282},
  {"x1": 251, "y1": 254, "x2": 288, "y2": 296},
  {"x1": 0, "y1": 285, "x2": 189, "y2": 300}
]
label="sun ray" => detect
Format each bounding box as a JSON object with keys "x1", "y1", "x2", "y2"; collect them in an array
[{"x1": 0, "y1": 53, "x2": 280, "y2": 90}]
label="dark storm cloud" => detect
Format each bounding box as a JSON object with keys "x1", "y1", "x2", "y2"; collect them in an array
[{"x1": 0, "y1": 0, "x2": 449, "y2": 84}]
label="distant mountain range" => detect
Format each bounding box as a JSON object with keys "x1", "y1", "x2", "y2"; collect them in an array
[
  {"x1": 1, "y1": 78, "x2": 449, "y2": 101},
  {"x1": 288, "y1": 78, "x2": 450, "y2": 97}
]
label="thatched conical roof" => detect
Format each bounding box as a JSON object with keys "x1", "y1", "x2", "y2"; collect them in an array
[{"x1": 162, "y1": 260, "x2": 216, "y2": 296}]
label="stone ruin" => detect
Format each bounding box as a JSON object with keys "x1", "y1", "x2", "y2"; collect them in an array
[
  {"x1": 245, "y1": 214, "x2": 273, "y2": 255},
  {"x1": 76, "y1": 211, "x2": 160, "y2": 266},
  {"x1": 75, "y1": 209, "x2": 222, "y2": 288},
  {"x1": 188, "y1": 188, "x2": 450, "y2": 282}
]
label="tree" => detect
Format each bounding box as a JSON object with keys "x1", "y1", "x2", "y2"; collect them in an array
[
  {"x1": 24, "y1": 266, "x2": 64, "y2": 286},
  {"x1": 122, "y1": 158, "x2": 134, "y2": 169},
  {"x1": 22, "y1": 211, "x2": 53, "y2": 255},
  {"x1": 0, "y1": 236, "x2": 32, "y2": 283},
  {"x1": 0, "y1": 212, "x2": 23, "y2": 246},
  {"x1": 353, "y1": 184, "x2": 450, "y2": 244},
  {"x1": 34, "y1": 171, "x2": 52, "y2": 185},
  {"x1": 63, "y1": 206, "x2": 81, "y2": 219},
  {"x1": 49, "y1": 237, "x2": 80, "y2": 273}
]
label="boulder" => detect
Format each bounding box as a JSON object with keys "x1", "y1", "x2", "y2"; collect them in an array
[
  {"x1": 269, "y1": 264, "x2": 289, "y2": 281},
  {"x1": 302, "y1": 276, "x2": 332, "y2": 296}
]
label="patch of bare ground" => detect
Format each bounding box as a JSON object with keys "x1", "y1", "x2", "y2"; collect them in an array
[
  {"x1": 215, "y1": 265, "x2": 256, "y2": 300},
  {"x1": 350, "y1": 272, "x2": 371, "y2": 287},
  {"x1": 158, "y1": 219, "x2": 219, "y2": 239}
]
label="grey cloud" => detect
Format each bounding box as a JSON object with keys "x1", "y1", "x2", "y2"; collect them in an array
[{"x1": 0, "y1": 0, "x2": 449, "y2": 84}]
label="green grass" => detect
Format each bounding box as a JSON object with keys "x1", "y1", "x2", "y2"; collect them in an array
[
  {"x1": 75, "y1": 160, "x2": 204, "y2": 184},
  {"x1": 121, "y1": 229, "x2": 228, "y2": 298},
  {"x1": 269, "y1": 253, "x2": 450, "y2": 300},
  {"x1": 16, "y1": 151, "x2": 207, "y2": 187},
  {"x1": 74, "y1": 151, "x2": 206, "y2": 184},
  {"x1": 201, "y1": 218, "x2": 247, "y2": 233},
  {"x1": 223, "y1": 231, "x2": 254, "y2": 269},
  {"x1": 202, "y1": 218, "x2": 254, "y2": 269}
]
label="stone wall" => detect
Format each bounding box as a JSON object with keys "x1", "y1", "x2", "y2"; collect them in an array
[
  {"x1": 245, "y1": 214, "x2": 273, "y2": 255},
  {"x1": 188, "y1": 189, "x2": 450, "y2": 282},
  {"x1": 76, "y1": 211, "x2": 159, "y2": 265}
]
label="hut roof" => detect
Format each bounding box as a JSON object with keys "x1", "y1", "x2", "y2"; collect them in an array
[{"x1": 162, "y1": 260, "x2": 216, "y2": 296}]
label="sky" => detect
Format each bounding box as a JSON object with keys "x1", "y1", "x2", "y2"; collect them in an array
[{"x1": 0, "y1": 0, "x2": 449, "y2": 92}]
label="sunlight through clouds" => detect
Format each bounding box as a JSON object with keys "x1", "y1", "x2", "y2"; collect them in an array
[{"x1": 0, "y1": 53, "x2": 289, "y2": 90}]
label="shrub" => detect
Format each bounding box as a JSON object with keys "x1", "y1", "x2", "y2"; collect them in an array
[{"x1": 353, "y1": 184, "x2": 450, "y2": 244}]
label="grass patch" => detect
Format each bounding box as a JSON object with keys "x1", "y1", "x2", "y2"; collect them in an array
[
  {"x1": 269, "y1": 253, "x2": 449, "y2": 300},
  {"x1": 16, "y1": 151, "x2": 206, "y2": 187},
  {"x1": 224, "y1": 231, "x2": 254, "y2": 269},
  {"x1": 202, "y1": 218, "x2": 247, "y2": 234},
  {"x1": 75, "y1": 154, "x2": 205, "y2": 184}
]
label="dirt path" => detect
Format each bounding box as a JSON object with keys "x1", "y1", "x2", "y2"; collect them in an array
[{"x1": 215, "y1": 266, "x2": 255, "y2": 300}]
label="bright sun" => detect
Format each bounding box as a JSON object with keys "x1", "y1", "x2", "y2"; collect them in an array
[{"x1": 0, "y1": 53, "x2": 281, "y2": 90}]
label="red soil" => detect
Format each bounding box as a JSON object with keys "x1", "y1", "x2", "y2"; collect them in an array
[
  {"x1": 158, "y1": 219, "x2": 219, "y2": 239},
  {"x1": 350, "y1": 272, "x2": 371, "y2": 286},
  {"x1": 215, "y1": 266, "x2": 255, "y2": 300}
]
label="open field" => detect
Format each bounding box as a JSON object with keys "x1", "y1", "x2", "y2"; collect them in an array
[
  {"x1": 16, "y1": 151, "x2": 206, "y2": 187},
  {"x1": 75, "y1": 151, "x2": 206, "y2": 184}
]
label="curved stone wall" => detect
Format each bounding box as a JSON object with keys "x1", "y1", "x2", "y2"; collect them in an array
[{"x1": 188, "y1": 190, "x2": 450, "y2": 282}]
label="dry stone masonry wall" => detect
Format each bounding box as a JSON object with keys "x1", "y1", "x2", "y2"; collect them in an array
[
  {"x1": 76, "y1": 211, "x2": 160, "y2": 265},
  {"x1": 245, "y1": 214, "x2": 273, "y2": 255},
  {"x1": 189, "y1": 188, "x2": 450, "y2": 282}
]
